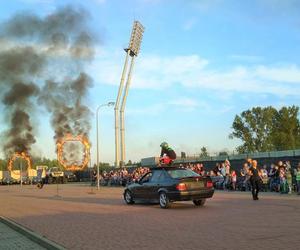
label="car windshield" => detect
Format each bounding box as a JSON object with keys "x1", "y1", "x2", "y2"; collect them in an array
[{"x1": 167, "y1": 169, "x2": 200, "y2": 179}]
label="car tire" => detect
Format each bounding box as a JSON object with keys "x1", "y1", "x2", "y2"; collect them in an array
[
  {"x1": 193, "y1": 199, "x2": 206, "y2": 206},
  {"x1": 124, "y1": 190, "x2": 134, "y2": 204},
  {"x1": 159, "y1": 192, "x2": 170, "y2": 209}
]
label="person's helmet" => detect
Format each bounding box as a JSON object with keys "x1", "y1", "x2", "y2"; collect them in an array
[{"x1": 160, "y1": 142, "x2": 168, "y2": 148}]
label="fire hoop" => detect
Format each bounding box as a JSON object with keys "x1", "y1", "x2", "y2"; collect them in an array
[
  {"x1": 7, "y1": 152, "x2": 32, "y2": 173},
  {"x1": 57, "y1": 134, "x2": 91, "y2": 171}
]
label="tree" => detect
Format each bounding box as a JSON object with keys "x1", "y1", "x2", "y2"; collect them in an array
[
  {"x1": 271, "y1": 106, "x2": 300, "y2": 150},
  {"x1": 126, "y1": 160, "x2": 133, "y2": 166},
  {"x1": 230, "y1": 106, "x2": 300, "y2": 153},
  {"x1": 99, "y1": 162, "x2": 110, "y2": 168},
  {"x1": 218, "y1": 151, "x2": 229, "y2": 156},
  {"x1": 199, "y1": 147, "x2": 209, "y2": 158},
  {"x1": 0, "y1": 159, "x2": 7, "y2": 171}
]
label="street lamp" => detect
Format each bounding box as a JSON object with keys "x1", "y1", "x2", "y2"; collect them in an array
[{"x1": 96, "y1": 101, "x2": 115, "y2": 190}]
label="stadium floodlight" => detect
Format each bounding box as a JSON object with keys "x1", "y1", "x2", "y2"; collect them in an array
[
  {"x1": 125, "y1": 21, "x2": 144, "y2": 57},
  {"x1": 115, "y1": 20, "x2": 144, "y2": 168}
]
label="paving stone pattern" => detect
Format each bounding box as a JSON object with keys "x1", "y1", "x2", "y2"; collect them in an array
[
  {"x1": 0, "y1": 221, "x2": 45, "y2": 250},
  {"x1": 1, "y1": 184, "x2": 300, "y2": 250}
]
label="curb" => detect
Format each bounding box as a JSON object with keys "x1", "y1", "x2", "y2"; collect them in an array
[{"x1": 0, "y1": 216, "x2": 65, "y2": 250}]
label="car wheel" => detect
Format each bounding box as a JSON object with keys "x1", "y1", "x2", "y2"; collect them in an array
[
  {"x1": 193, "y1": 199, "x2": 206, "y2": 206},
  {"x1": 124, "y1": 190, "x2": 134, "y2": 204},
  {"x1": 159, "y1": 192, "x2": 170, "y2": 209}
]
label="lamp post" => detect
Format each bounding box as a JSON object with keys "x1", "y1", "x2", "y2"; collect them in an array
[
  {"x1": 20, "y1": 161, "x2": 22, "y2": 187},
  {"x1": 96, "y1": 101, "x2": 115, "y2": 190}
]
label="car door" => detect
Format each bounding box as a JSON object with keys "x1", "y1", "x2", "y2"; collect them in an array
[
  {"x1": 146, "y1": 170, "x2": 164, "y2": 200},
  {"x1": 134, "y1": 172, "x2": 152, "y2": 199}
]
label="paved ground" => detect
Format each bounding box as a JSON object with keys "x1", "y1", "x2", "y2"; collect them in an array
[
  {"x1": 0, "y1": 184, "x2": 299, "y2": 250},
  {"x1": 0, "y1": 220, "x2": 46, "y2": 250}
]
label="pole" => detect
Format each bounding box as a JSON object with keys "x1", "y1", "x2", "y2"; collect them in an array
[
  {"x1": 20, "y1": 161, "x2": 22, "y2": 187},
  {"x1": 96, "y1": 102, "x2": 114, "y2": 189},
  {"x1": 96, "y1": 105, "x2": 101, "y2": 190},
  {"x1": 56, "y1": 179, "x2": 59, "y2": 197},
  {"x1": 115, "y1": 51, "x2": 130, "y2": 168},
  {"x1": 88, "y1": 146, "x2": 95, "y2": 195},
  {"x1": 120, "y1": 56, "x2": 135, "y2": 167}
]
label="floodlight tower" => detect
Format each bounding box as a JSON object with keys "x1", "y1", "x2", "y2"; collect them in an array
[{"x1": 114, "y1": 21, "x2": 144, "y2": 167}]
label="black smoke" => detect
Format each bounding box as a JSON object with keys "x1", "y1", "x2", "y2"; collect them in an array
[
  {"x1": 39, "y1": 73, "x2": 93, "y2": 140},
  {"x1": 0, "y1": 6, "x2": 95, "y2": 157}
]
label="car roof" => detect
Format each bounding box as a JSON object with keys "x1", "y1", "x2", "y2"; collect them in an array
[{"x1": 151, "y1": 166, "x2": 185, "y2": 171}]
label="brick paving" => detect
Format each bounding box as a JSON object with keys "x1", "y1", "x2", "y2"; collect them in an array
[
  {"x1": 0, "y1": 184, "x2": 299, "y2": 250},
  {"x1": 0, "y1": 221, "x2": 45, "y2": 250}
]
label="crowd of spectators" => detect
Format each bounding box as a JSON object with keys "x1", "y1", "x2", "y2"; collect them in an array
[
  {"x1": 92, "y1": 159, "x2": 300, "y2": 195},
  {"x1": 180, "y1": 159, "x2": 300, "y2": 194},
  {"x1": 95, "y1": 167, "x2": 150, "y2": 186}
]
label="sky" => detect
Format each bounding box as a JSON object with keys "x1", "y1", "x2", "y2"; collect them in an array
[{"x1": 0, "y1": 0, "x2": 300, "y2": 165}]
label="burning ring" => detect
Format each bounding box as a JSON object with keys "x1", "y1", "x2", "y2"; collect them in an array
[{"x1": 57, "y1": 134, "x2": 90, "y2": 171}]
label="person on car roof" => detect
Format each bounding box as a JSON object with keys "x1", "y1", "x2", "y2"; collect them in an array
[{"x1": 160, "y1": 142, "x2": 176, "y2": 165}]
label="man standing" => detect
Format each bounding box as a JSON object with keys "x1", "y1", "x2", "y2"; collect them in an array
[
  {"x1": 224, "y1": 159, "x2": 231, "y2": 190},
  {"x1": 248, "y1": 160, "x2": 261, "y2": 200}
]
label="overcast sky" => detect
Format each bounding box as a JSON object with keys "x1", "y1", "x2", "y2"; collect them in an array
[{"x1": 0, "y1": 0, "x2": 300, "y2": 164}]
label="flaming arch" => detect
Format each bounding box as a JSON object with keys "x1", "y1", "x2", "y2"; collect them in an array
[
  {"x1": 7, "y1": 152, "x2": 32, "y2": 173},
  {"x1": 57, "y1": 134, "x2": 90, "y2": 171}
]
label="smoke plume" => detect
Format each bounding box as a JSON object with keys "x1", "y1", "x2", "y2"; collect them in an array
[
  {"x1": 39, "y1": 73, "x2": 93, "y2": 139},
  {"x1": 0, "y1": 6, "x2": 95, "y2": 158}
]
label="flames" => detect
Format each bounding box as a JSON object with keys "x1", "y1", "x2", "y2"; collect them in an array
[
  {"x1": 7, "y1": 151, "x2": 32, "y2": 173},
  {"x1": 57, "y1": 133, "x2": 90, "y2": 171}
]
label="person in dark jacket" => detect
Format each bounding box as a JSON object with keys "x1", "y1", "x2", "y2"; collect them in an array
[
  {"x1": 160, "y1": 142, "x2": 176, "y2": 165},
  {"x1": 248, "y1": 160, "x2": 261, "y2": 200}
]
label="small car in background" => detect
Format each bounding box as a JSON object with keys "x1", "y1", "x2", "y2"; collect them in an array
[
  {"x1": 123, "y1": 167, "x2": 214, "y2": 209},
  {"x1": 0, "y1": 171, "x2": 13, "y2": 185},
  {"x1": 64, "y1": 171, "x2": 77, "y2": 182},
  {"x1": 47, "y1": 167, "x2": 65, "y2": 184}
]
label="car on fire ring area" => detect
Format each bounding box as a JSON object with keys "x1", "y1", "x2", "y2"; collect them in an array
[{"x1": 123, "y1": 167, "x2": 214, "y2": 209}]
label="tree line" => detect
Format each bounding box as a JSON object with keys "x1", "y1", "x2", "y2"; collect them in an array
[{"x1": 229, "y1": 105, "x2": 300, "y2": 154}]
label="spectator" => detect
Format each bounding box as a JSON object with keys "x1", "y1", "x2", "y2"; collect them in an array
[
  {"x1": 273, "y1": 165, "x2": 280, "y2": 192},
  {"x1": 231, "y1": 170, "x2": 237, "y2": 191},
  {"x1": 91, "y1": 169, "x2": 97, "y2": 186},
  {"x1": 296, "y1": 163, "x2": 300, "y2": 195},
  {"x1": 279, "y1": 166, "x2": 287, "y2": 193},
  {"x1": 286, "y1": 167, "x2": 292, "y2": 194},
  {"x1": 240, "y1": 162, "x2": 250, "y2": 191},
  {"x1": 220, "y1": 163, "x2": 226, "y2": 177},
  {"x1": 260, "y1": 168, "x2": 268, "y2": 192},
  {"x1": 224, "y1": 159, "x2": 231, "y2": 190},
  {"x1": 213, "y1": 163, "x2": 220, "y2": 176},
  {"x1": 268, "y1": 164, "x2": 276, "y2": 191}
]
